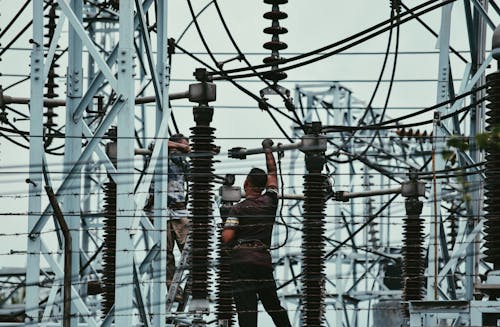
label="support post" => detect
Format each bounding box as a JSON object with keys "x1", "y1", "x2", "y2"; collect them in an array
[
  {"x1": 114, "y1": 0, "x2": 136, "y2": 324},
  {"x1": 25, "y1": 1, "x2": 45, "y2": 324},
  {"x1": 152, "y1": 0, "x2": 169, "y2": 325},
  {"x1": 427, "y1": 1, "x2": 454, "y2": 300},
  {"x1": 64, "y1": 1, "x2": 84, "y2": 325}
]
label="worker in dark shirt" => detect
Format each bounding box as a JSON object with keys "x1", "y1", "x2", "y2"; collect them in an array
[{"x1": 222, "y1": 139, "x2": 291, "y2": 327}]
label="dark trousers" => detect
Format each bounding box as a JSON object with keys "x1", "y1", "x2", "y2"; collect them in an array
[{"x1": 231, "y1": 264, "x2": 291, "y2": 327}]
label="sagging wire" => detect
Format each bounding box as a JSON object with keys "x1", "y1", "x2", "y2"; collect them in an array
[
  {"x1": 212, "y1": 0, "x2": 304, "y2": 130},
  {"x1": 206, "y1": 0, "x2": 455, "y2": 80},
  {"x1": 0, "y1": 2, "x2": 53, "y2": 58},
  {"x1": 322, "y1": 94, "x2": 487, "y2": 133},
  {"x1": 173, "y1": 42, "x2": 295, "y2": 142},
  {"x1": 326, "y1": 1, "x2": 400, "y2": 164},
  {"x1": 182, "y1": 0, "x2": 299, "y2": 141},
  {"x1": 277, "y1": 193, "x2": 400, "y2": 291}
]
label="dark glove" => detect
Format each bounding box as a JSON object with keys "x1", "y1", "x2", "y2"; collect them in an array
[{"x1": 262, "y1": 138, "x2": 274, "y2": 149}]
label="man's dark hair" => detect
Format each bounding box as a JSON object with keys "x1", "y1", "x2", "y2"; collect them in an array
[
  {"x1": 247, "y1": 168, "x2": 267, "y2": 190},
  {"x1": 170, "y1": 133, "x2": 188, "y2": 143}
]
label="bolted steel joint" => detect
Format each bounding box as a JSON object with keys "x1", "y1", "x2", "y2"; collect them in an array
[
  {"x1": 189, "y1": 82, "x2": 216, "y2": 104},
  {"x1": 219, "y1": 185, "x2": 242, "y2": 203},
  {"x1": 301, "y1": 134, "x2": 327, "y2": 153},
  {"x1": 334, "y1": 191, "x2": 350, "y2": 202},
  {"x1": 305, "y1": 152, "x2": 326, "y2": 173},
  {"x1": 194, "y1": 68, "x2": 212, "y2": 82},
  {"x1": 228, "y1": 147, "x2": 247, "y2": 160},
  {"x1": 404, "y1": 197, "x2": 423, "y2": 216},
  {"x1": 401, "y1": 180, "x2": 425, "y2": 198},
  {"x1": 193, "y1": 105, "x2": 214, "y2": 126}
]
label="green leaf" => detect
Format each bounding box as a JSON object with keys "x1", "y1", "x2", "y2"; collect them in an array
[
  {"x1": 442, "y1": 149, "x2": 454, "y2": 161},
  {"x1": 475, "y1": 132, "x2": 489, "y2": 150}
]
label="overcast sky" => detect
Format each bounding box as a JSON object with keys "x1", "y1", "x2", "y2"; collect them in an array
[{"x1": 0, "y1": 0, "x2": 498, "y2": 284}]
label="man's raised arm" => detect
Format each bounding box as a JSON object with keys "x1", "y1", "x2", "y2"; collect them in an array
[{"x1": 262, "y1": 139, "x2": 278, "y2": 191}]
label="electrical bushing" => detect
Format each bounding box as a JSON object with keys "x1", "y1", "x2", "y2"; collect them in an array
[
  {"x1": 300, "y1": 121, "x2": 327, "y2": 326},
  {"x1": 188, "y1": 69, "x2": 217, "y2": 313}
]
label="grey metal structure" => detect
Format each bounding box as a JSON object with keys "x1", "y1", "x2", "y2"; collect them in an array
[{"x1": 20, "y1": 0, "x2": 171, "y2": 326}]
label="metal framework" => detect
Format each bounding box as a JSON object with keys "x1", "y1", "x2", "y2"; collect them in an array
[{"x1": 0, "y1": 0, "x2": 499, "y2": 326}]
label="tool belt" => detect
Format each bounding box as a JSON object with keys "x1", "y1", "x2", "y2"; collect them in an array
[
  {"x1": 233, "y1": 239, "x2": 267, "y2": 250},
  {"x1": 168, "y1": 202, "x2": 187, "y2": 210},
  {"x1": 231, "y1": 239, "x2": 272, "y2": 270}
]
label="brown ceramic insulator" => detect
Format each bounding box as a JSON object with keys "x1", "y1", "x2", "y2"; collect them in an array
[
  {"x1": 262, "y1": 1, "x2": 288, "y2": 84},
  {"x1": 215, "y1": 233, "x2": 235, "y2": 326},
  {"x1": 101, "y1": 180, "x2": 116, "y2": 317},
  {"x1": 484, "y1": 71, "x2": 500, "y2": 270},
  {"x1": 401, "y1": 198, "x2": 424, "y2": 318},
  {"x1": 301, "y1": 173, "x2": 327, "y2": 327},
  {"x1": 188, "y1": 125, "x2": 215, "y2": 300}
]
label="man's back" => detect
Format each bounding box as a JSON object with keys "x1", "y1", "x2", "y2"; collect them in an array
[{"x1": 229, "y1": 190, "x2": 278, "y2": 247}]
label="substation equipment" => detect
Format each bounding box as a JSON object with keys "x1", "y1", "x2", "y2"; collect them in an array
[{"x1": 0, "y1": 0, "x2": 500, "y2": 327}]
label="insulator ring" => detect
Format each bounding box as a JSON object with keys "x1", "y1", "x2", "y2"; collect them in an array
[
  {"x1": 263, "y1": 10, "x2": 288, "y2": 20},
  {"x1": 263, "y1": 26, "x2": 288, "y2": 35},
  {"x1": 44, "y1": 90, "x2": 59, "y2": 99},
  {"x1": 390, "y1": 0, "x2": 402, "y2": 11},
  {"x1": 43, "y1": 111, "x2": 58, "y2": 118},
  {"x1": 263, "y1": 71, "x2": 287, "y2": 82},
  {"x1": 108, "y1": 0, "x2": 119, "y2": 10},
  {"x1": 263, "y1": 55, "x2": 284, "y2": 64},
  {"x1": 396, "y1": 128, "x2": 432, "y2": 142},
  {"x1": 264, "y1": 0, "x2": 288, "y2": 4},
  {"x1": 263, "y1": 40, "x2": 288, "y2": 51}
]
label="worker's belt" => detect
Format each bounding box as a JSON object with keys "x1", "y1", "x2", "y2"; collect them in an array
[
  {"x1": 169, "y1": 202, "x2": 187, "y2": 210},
  {"x1": 233, "y1": 239, "x2": 267, "y2": 250}
]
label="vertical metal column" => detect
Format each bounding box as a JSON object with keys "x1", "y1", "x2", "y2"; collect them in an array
[
  {"x1": 64, "y1": 1, "x2": 83, "y2": 325},
  {"x1": 152, "y1": 0, "x2": 169, "y2": 325},
  {"x1": 25, "y1": 1, "x2": 45, "y2": 324},
  {"x1": 467, "y1": 0, "x2": 487, "y2": 301},
  {"x1": 427, "y1": 1, "x2": 454, "y2": 300},
  {"x1": 114, "y1": 0, "x2": 136, "y2": 324}
]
